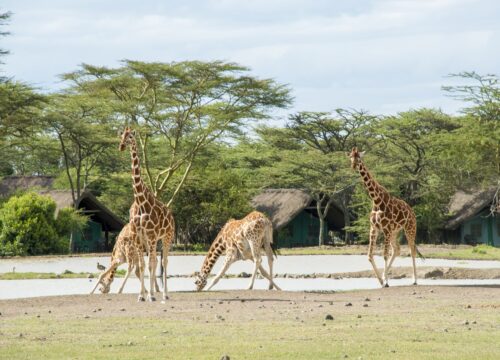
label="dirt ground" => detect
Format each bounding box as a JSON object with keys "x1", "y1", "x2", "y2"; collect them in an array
[{"x1": 1, "y1": 285, "x2": 499, "y2": 322}]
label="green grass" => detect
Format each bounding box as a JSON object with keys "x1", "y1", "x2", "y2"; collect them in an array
[
  {"x1": 1, "y1": 304, "x2": 499, "y2": 359},
  {"x1": 424, "y1": 244, "x2": 500, "y2": 261},
  {"x1": 0, "y1": 269, "x2": 127, "y2": 280}
]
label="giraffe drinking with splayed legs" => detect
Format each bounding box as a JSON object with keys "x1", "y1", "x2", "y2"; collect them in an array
[
  {"x1": 195, "y1": 211, "x2": 281, "y2": 291},
  {"x1": 119, "y1": 127, "x2": 175, "y2": 301},
  {"x1": 348, "y1": 147, "x2": 422, "y2": 287}
]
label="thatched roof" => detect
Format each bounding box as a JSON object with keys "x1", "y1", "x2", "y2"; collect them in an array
[
  {"x1": 444, "y1": 187, "x2": 497, "y2": 230},
  {"x1": 251, "y1": 188, "x2": 345, "y2": 230},
  {"x1": 0, "y1": 176, "x2": 55, "y2": 196}
]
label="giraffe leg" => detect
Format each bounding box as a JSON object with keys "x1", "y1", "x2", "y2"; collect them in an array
[
  {"x1": 258, "y1": 264, "x2": 281, "y2": 291},
  {"x1": 368, "y1": 225, "x2": 384, "y2": 286},
  {"x1": 161, "y1": 242, "x2": 169, "y2": 300},
  {"x1": 118, "y1": 263, "x2": 133, "y2": 294},
  {"x1": 386, "y1": 237, "x2": 401, "y2": 275},
  {"x1": 247, "y1": 240, "x2": 263, "y2": 290},
  {"x1": 147, "y1": 247, "x2": 158, "y2": 302},
  {"x1": 405, "y1": 227, "x2": 418, "y2": 285},
  {"x1": 264, "y1": 243, "x2": 279, "y2": 290},
  {"x1": 206, "y1": 251, "x2": 235, "y2": 291},
  {"x1": 382, "y1": 230, "x2": 394, "y2": 287}
]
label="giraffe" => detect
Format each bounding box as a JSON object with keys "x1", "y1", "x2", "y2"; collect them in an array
[
  {"x1": 348, "y1": 147, "x2": 421, "y2": 287},
  {"x1": 195, "y1": 211, "x2": 281, "y2": 291},
  {"x1": 90, "y1": 222, "x2": 160, "y2": 295},
  {"x1": 119, "y1": 127, "x2": 175, "y2": 301}
]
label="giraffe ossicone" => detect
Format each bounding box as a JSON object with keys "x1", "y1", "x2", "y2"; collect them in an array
[
  {"x1": 195, "y1": 211, "x2": 281, "y2": 292},
  {"x1": 349, "y1": 147, "x2": 420, "y2": 287}
]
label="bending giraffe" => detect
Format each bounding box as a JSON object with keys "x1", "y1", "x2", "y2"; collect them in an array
[
  {"x1": 348, "y1": 147, "x2": 422, "y2": 287},
  {"x1": 119, "y1": 127, "x2": 175, "y2": 301},
  {"x1": 90, "y1": 221, "x2": 160, "y2": 295},
  {"x1": 195, "y1": 211, "x2": 281, "y2": 291}
]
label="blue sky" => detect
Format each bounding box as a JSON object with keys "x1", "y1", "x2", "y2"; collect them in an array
[{"x1": 1, "y1": 0, "x2": 499, "y2": 116}]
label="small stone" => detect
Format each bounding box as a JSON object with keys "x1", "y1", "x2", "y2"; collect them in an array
[
  {"x1": 48, "y1": 310, "x2": 51, "y2": 314},
  {"x1": 24, "y1": 312, "x2": 28, "y2": 315},
  {"x1": 18, "y1": 333, "x2": 23, "y2": 338},
  {"x1": 120, "y1": 308, "x2": 126, "y2": 312},
  {"x1": 343, "y1": 355, "x2": 349, "y2": 359},
  {"x1": 92, "y1": 309, "x2": 97, "y2": 313},
  {"x1": 325, "y1": 314, "x2": 334, "y2": 320},
  {"x1": 162, "y1": 330, "x2": 168, "y2": 334},
  {"x1": 345, "y1": 302, "x2": 352, "y2": 307},
  {"x1": 444, "y1": 328, "x2": 448, "y2": 332},
  {"x1": 472, "y1": 321, "x2": 477, "y2": 324},
  {"x1": 363, "y1": 303, "x2": 369, "y2": 307},
  {"x1": 364, "y1": 298, "x2": 370, "y2": 302},
  {"x1": 87, "y1": 273, "x2": 94, "y2": 279},
  {"x1": 466, "y1": 305, "x2": 471, "y2": 309},
  {"x1": 98, "y1": 308, "x2": 102, "y2": 312},
  {"x1": 322, "y1": 323, "x2": 326, "y2": 326},
  {"x1": 220, "y1": 355, "x2": 230, "y2": 360},
  {"x1": 318, "y1": 304, "x2": 323, "y2": 308},
  {"x1": 463, "y1": 320, "x2": 469, "y2": 325},
  {"x1": 429, "y1": 289, "x2": 434, "y2": 293},
  {"x1": 163, "y1": 309, "x2": 167, "y2": 312},
  {"x1": 390, "y1": 350, "x2": 396, "y2": 353},
  {"x1": 127, "y1": 341, "x2": 134, "y2": 346},
  {"x1": 412, "y1": 291, "x2": 417, "y2": 295},
  {"x1": 37, "y1": 315, "x2": 40, "y2": 318},
  {"x1": 84, "y1": 315, "x2": 90, "y2": 319},
  {"x1": 240, "y1": 299, "x2": 245, "y2": 303},
  {"x1": 219, "y1": 301, "x2": 223, "y2": 304},
  {"x1": 357, "y1": 315, "x2": 362, "y2": 318},
  {"x1": 468, "y1": 327, "x2": 472, "y2": 331}
]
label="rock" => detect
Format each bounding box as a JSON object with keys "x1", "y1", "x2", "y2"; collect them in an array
[
  {"x1": 238, "y1": 272, "x2": 251, "y2": 278},
  {"x1": 84, "y1": 315, "x2": 90, "y2": 319},
  {"x1": 466, "y1": 305, "x2": 472, "y2": 309},
  {"x1": 472, "y1": 321, "x2": 477, "y2": 324},
  {"x1": 357, "y1": 315, "x2": 362, "y2": 318},
  {"x1": 345, "y1": 302, "x2": 352, "y2": 307},
  {"x1": 18, "y1": 333, "x2": 23, "y2": 338},
  {"x1": 363, "y1": 304, "x2": 368, "y2": 307},
  {"x1": 424, "y1": 268, "x2": 444, "y2": 279},
  {"x1": 120, "y1": 308, "x2": 126, "y2": 312},
  {"x1": 463, "y1": 320, "x2": 469, "y2": 325},
  {"x1": 429, "y1": 289, "x2": 434, "y2": 293},
  {"x1": 127, "y1": 341, "x2": 134, "y2": 346},
  {"x1": 364, "y1": 298, "x2": 370, "y2": 302},
  {"x1": 444, "y1": 328, "x2": 448, "y2": 332},
  {"x1": 325, "y1": 314, "x2": 334, "y2": 320},
  {"x1": 220, "y1": 355, "x2": 230, "y2": 360},
  {"x1": 87, "y1": 273, "x2": 94, "y2": 279}
]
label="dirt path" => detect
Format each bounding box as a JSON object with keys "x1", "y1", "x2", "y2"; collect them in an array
[{"x1": 1, "y1": 285, "x2": 499, "y2": 322}]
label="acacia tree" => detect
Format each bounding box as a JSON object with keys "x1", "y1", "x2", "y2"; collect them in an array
[
  {"x1": 61, "y1": 60, "x2": 291, "y2": 205},
  {"x1": 42, "y1": 93, "x2": 117, "y2": 202},
  {"x1": 255, "y1": 109, "x2": 376, "y2": 245}
]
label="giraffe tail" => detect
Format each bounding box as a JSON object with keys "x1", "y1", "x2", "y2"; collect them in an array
[
  {"x1": 264, "y1": 220, "x2": 279, "y2": 258},
  {"x1": 416, "y1": 246, "x2": 425, "y2": 261}
]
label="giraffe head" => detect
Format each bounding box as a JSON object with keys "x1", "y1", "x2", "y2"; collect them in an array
[
  {"x1": 98, "y1": 274, "x2": 113, "y2": 294},
  {"x1": 119, "y1": 127, "x2": 136, "y2": 151},
  {"x1": 194, "y1": 272, "x2": 207, "y2": 291},
  {"x1": 348, "y1": 147, "x2": 365, "y2": 170}
]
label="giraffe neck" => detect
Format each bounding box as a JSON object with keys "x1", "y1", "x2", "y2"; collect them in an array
[
  {"x1": 356, "y1": 161, "x2": 389, "y2": 204},
  {"x1": 129, "y1": 137, "x2": 150, "y2": 204},
  {"x1": 200, "y1": 233, "x2": 227, "y2": 278}
]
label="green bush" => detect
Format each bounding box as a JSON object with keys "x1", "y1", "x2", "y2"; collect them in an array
[{"x1": 0, "y1": 193, "x2": 87, "y2": 256}]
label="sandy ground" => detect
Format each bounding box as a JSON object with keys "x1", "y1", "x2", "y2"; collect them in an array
[{"x1": 1, "y1": 285, "x2": 499, "y2": 323}]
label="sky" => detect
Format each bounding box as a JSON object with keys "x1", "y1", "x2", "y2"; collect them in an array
[{"x1": 1, "y1": 0, "x2": 499, "y2": 117}]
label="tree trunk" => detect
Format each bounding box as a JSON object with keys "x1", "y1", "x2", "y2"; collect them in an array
[{"x1": 318, "y1": 216, "x2": 325, "y2": 246}]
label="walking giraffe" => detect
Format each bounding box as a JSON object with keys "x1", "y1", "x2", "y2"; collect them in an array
[
  {"x1": 195, "y1": 211, "x2": 281, "y2": 291},
  {"x1": 119, "y1": 127, "x2": 175, "y2": 301},
  {"x1": 90, "y1": 222, "x2": 160, "y2": 295},
  {"x1": 348, "y1": 147, "x2": 421, "y2": 287}
]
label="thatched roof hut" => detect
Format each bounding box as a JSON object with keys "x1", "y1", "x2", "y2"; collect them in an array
[
  {"x1": 444, "y1": 187, "x2": 497, "y2": 230},
  {"x1": 251, "y1": 188, "x2": 345, "y2": 230}
]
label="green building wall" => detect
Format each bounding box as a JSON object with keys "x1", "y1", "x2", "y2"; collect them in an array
[
  {"x1": 71, "y1": 220, "x2": 104, "y2": 253},
  {"x1": 460, "y1": 211, "x2": 500, "y2": 246},
  {"x1": 277, "y1": 211, "x2": 329, "y2": 248}
]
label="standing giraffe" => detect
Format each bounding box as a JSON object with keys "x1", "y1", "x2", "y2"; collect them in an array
[
  {"x1": 195, "y1": 211, "x2": 281, "y2": 291},
  {"x1": 119, "y1": 127, "x2": 175, "y2": 301},
  {"x1": 90, "y1": 222, "x2": 160, "y2": 295},
  {"x1": 348, "y1": 147, "x2": 421, "y2": 287}
]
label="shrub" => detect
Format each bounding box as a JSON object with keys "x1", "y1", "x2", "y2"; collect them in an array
[{"x1": 0, "y1": 193, "x2": 87, "y2": 256}]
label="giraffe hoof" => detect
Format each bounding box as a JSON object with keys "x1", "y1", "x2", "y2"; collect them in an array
[
  {"x1": 137, "y1": 295, "x2": 145, "y2": 302},
  {"x1": 147, "y1": 295, "x2": 156, "y2": 302},
  {"x1": 384, "y1": 283, "x2": 389, "y2": 288},
  {"x1": 162, "y1": 295, "x2": 169, "y2": 301}
]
